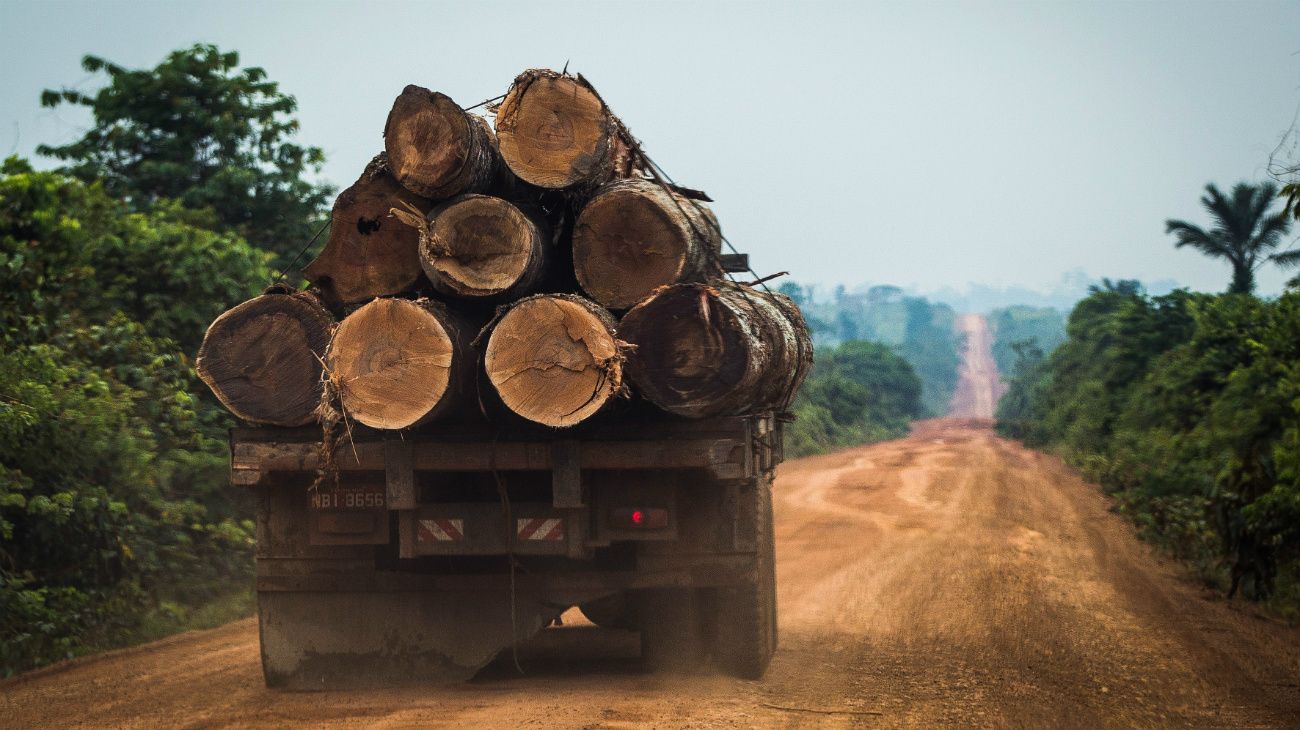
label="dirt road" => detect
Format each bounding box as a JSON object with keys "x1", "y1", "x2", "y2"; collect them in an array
[
  {"x1": 949, "y1": 313, "x2": 1007, "y2": 419},
  {"x1": 5, "y1": 318, "x2": 1300, "y2": 728}
]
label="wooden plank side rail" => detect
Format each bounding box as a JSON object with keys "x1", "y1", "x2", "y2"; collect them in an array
[{"x1": 232, "y1": 437, "x2": 751, "y2": 486}]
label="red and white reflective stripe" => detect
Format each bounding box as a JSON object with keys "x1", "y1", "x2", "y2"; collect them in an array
[
  {"x1": 417, "y1": 518, "x2": 464, "y2": 542},
  {"x1": 516, "y1": 517, "x2": 565, "y2": 541}
]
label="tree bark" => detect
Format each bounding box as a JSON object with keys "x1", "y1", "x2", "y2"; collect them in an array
[
  {"x1": 484, "y1": 294, "x2": 623, "y2": 427},
  {"x1": 196, "y1": 290, "x2": 335, "y2": 427},
  {"x1": 573, "y1": 178, "x2": 722, "y2": 309},
  {"x1": 495, "y1": 69, "x2": 633, "y2": 190},
  {"x1": 325, "y1": 297, "x2": 473, "y2": 430},
  {"x1": 619, "y1": 283, "x2": 813, "y2": 418},
  {"x1": 303, "y1": 154, "x2": 432, "y2": 307},
  {"x1": 384, "y1": 85, "x2": 498, "y2": 199},
  {"x1": 407, "y1": 194, "x2": 550, "y2": 300}
]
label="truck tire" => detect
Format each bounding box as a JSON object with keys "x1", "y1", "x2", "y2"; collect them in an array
[
  {"x1": 636, "y1": 587, "x2": 705, "y2": 673},
  {"x1": 708, "y1": 475, "x2": 777, "y2": 679},
  {"x1": 579, "y1": 592, "x2": 637, "y2": 630}
]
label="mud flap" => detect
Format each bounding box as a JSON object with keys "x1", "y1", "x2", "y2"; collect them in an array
[{"x1": 258, "y1": 590, "x2": 560, "y2": 690}]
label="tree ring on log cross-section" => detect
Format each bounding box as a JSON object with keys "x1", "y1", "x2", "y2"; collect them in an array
[
  {"x1": 422, "y1": 195, "x2": 544, "y2": 298},
  {"x1": 496, "y1": 73, "x2": 613, "y2": 189},
  {"x1": 384, "y1": 86, "x2": 496, "y2": 199},
  {"x1": 573, "y1": 180, "x2": 721, "y2": 309},
  {"x1": 327, "y1": 298, "x2": 461, "y2": 430},
  {"x1": 485, "y1": 295, "x2": 621, "y2": 427},
  {"x1": 196, "y1": 292, "x2": 334, "y2": 427}
]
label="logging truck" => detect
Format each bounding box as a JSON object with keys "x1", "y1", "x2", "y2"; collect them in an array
[
  {"x1": 235, "y1": 408, "x2": 781, "y2": 689},
  {"x1": 198, "y1": 68, "x2": 812, "y2": 689}
]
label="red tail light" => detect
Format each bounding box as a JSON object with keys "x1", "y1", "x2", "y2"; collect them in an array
[{"x1": 609, "y1": 507, "x2": 669, "y2": 529}]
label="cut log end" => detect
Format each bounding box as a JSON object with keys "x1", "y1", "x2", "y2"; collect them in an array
[
  {"x1": 196, "y1": 292, "x2": 334, "y2": 427},
  {"x1": 621, "y1": 285, "x2": 812, "y2": 419},
  {"x1": 327, "y1": 298, "x2": 465, "y2": 430},
  {"x1": 574, "y1": 181, "x2": 718, "y2": 309},
  {"x1": 384, "y1": 86, "x2": 495, "y2": 199},
  {"x1": 304, "y1": 154, "x2": 431, "y2": 305},
  {"x1": 485, "y1": 295, "x2": 621, "y2": 427},
  {"x1": 422, "y1": 195, "x2": 543, "y2": 298},
  {"x1": 496, "y1": 71, "x2": 614, "y2": 189}
]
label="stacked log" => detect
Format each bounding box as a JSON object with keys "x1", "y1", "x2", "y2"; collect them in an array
[
  {"x1": 494, "y1": 69, "x2": 628, "y2": 191},
  {"x1": 573, "y1": 179, "x2": 722, "y2": 309},
  {"x1": 384, "y1": 85, "x2": 499, "y2": 199},
  {"x1": 414, "y1": 195, "x2": 549, "y2": 300},
  {"x1": 484, "y1": 295, "x2": 622, "y2": 427},
  {"x1": 619, "y1": 284, "x2": 812, "y2": 418},
  {"x1": 196, "y1": 290, "x2": 334, "y2": 427},
  {"x1": 304, "y1": 154, "x2": 431, "y2": 306},
  {"x1": 197, "y1": 68, "x2": 810, "y2": 432},
  {"x1": 326, "y1": 298, "x2": 472, "y2": 429}
]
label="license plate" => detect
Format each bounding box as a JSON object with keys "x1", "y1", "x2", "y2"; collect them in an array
[{"x1": 310, "y1": 482, "x2": 386, "y2": 510}]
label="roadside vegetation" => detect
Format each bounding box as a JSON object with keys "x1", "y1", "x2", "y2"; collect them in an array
[
  {"x1": 780, "y1": 282, "x2": 962, "y2": 416},
  {"x1": 784, "y1": 340, "x2": 925, "y2": 457},
  {"x1": 997, "y1": 180, "x2": 1300, "y2": 612},
  {"x1": 1, "y1": 45, "x2": 327, "y2": 675}
]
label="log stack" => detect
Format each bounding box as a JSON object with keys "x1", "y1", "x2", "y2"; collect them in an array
[{"x1": 197, "y1": 69, "x2": 811, "y2": 430}]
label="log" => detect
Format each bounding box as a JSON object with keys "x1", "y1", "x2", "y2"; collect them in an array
[
  {"x1": 414, "y1": 194, "x2": 549, "y2": 299},
  {"x1": 494, "y1": 70, "x2": 632, "y2": 190},
  {"x1": 325, "y1": 298, "x2": 472, "y2": 430},
  {"x1": 619, "y1": 284, "x2": 813, "y2": 418},
  {"x1": 573, "y1": 178, "x2": 722, "y2": 309},
  {"x1": 303, "y1": 154, "x2": 432, "y2": 306},
  {"x1": 196, "y1": 290, "x2": 334, "y2": 427},
  {"x1": 484, "y1": 295, "x2": 623, "y2": 427},
  {"x1": 384, "y1": 85, "x2": 498, "y2": 199}
]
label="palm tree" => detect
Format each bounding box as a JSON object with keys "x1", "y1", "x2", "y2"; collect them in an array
[{"x1": 1165, "y1": 182, "x2": 1297, "y2": 294}]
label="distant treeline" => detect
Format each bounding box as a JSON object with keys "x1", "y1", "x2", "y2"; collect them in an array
[
  {"x1": 986, "y1": 305, "x2": 1067, "y2": 376},
  {"x1": 779, "y1": 283, "x2": 962, "y2": 416},
  {"x1": 997, "y1": 282, "x2": 1300, "y2": 609}
]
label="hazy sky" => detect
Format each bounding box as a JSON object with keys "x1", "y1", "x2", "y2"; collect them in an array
[{"x1": 3, "y1": 0, "x2": 1299, "y2": 296}]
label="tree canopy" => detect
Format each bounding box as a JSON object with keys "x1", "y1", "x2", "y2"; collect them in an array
[
  {"x1": 0, "y1": 156, "x2": 270, "y2": 674},
  {"x1": 37, "y1": 44, "x2": 331, "y2": 261},
  {"x1": 1165, "y1": 182, "x2": 1296, "y2": 294}
]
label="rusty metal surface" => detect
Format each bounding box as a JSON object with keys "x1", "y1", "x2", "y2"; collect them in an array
[{"x1": 257, "y1": 590, "x2": 560, "y2": 689}]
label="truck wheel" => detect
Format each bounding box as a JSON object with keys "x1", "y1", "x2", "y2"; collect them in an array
[
  {"x1": 709, "y1": 476, "x2": 777, "y2": 679},
  {"x1": 636, "y1": 587, "x2": 705, "y2": 673},
  {"x1": 579, "y1": 592, "x2": 637, "y2": 630}
]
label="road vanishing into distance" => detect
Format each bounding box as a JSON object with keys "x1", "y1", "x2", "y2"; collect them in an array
[{"x1": 4, "y1": 315, "x2": 1300, "y2": 728}]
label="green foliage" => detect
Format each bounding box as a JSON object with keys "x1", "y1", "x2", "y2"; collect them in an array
[
  {"x1": 0, "y1": 157, "x2": 271, "y2": 352},
  {"x1": 787, "y1": 283, "x2": 962, "y2": 416},
  {"x1": 1165, "y1": 182, "x2": 1296, "y2": 294},
  {"x1": 36, "y1": 44, "x2": 332, "y2": 261},
  {"x1": 786, "y1": 340, "x2": 924, "y2": 457},
  {"x1": 997, "y1": 282, "x2": 1300, "y2": 606},
  {"x1": 987, "y1": 305, "x2": 1066, "y2": 376},
  {"x1": 0, "y1": 160, "x2": 266, "y2": 674}
]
